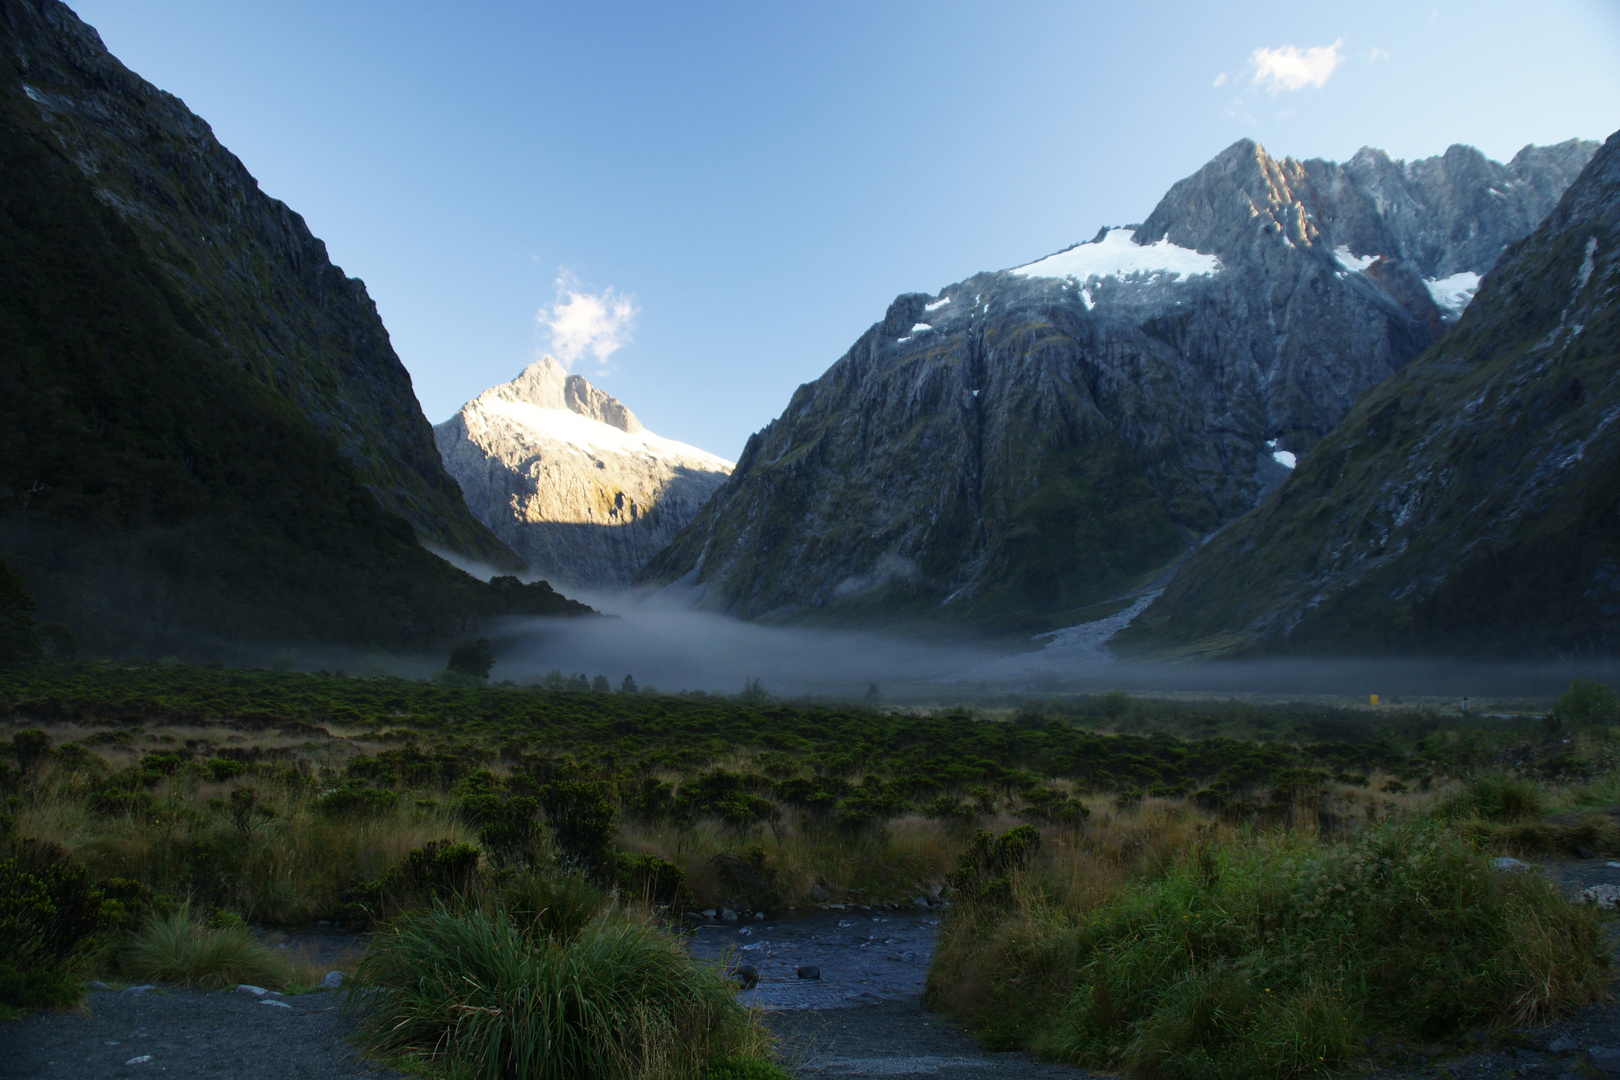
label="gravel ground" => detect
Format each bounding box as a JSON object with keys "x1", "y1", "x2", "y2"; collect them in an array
[{"x1": 0, "y1": 986, "x2": 402, "y2": 1080}]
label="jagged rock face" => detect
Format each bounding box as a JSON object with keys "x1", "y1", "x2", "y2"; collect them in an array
[
  {"x1": 436, "y1": 359, "x2": 733, "y2": 589},
  {"x1": 0, "y1": 0, "x2": 520, "y2": 570},
  {"x1": 1116, "y1": 128, "x2": 1620, "y2": 660},
  {"x1": 643, "y1": 137, "x2": 1597, "y2": 634}
]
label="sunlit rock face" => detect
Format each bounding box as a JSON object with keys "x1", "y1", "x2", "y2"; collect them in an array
[
  {"x1": 436, "y1": 358, "x2": 733, "y2": 589},
  {"x1": 641, "y1": 138, "x2": 1597, "y2": 635}
]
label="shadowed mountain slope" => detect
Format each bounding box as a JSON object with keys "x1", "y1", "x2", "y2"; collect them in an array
[{"x1": 1116, "y1": 128, "x2": 1620, "y2": 659}]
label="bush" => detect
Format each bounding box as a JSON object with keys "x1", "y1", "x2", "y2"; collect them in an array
[
  {"x1": 120, "y1": 906, "x2": 292, "y2": 990},
  {"x1": 537, "y1": 781, "x2": 617, "y2": 878},
  {"x1": 448, "y1": 638, "x2": 495, "y2": 680},
  {"x1": 505, "y1": 871, "x2": 605, "y2": 941},
  {"x1": 928, "y1": 818, "x2": 1609, "y2": 1079},
  {"x1": 348, "y1": 904, "x2": 756, "y2": 1080},
  {"x1": 1553, "y1": 679, "x2": 1620, "y2": 726},
  {"x1": 616, "y1": 852, "x2": 693, "y2": 911},
  {"x1": 0, "y1": 841, "x2": 142, "y2": 1009},
  {"x1": 948, "y1": 825, "x2": 1041, "y2": 906},
  {"x1": 1442, "y1": 774, "x2": 1547, "y2": 823},
  {"x1": 313, "y1": 784, "x2": 400, "y2": 818}
]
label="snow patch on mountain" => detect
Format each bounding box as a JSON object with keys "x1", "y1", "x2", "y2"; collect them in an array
[
  {"x1": 1424, "y1": 271, "x2": 1482, "y2": 318},
  {"x1": 479, "y1": 397, "x2": 732, "y2": 472},
  {"x1": 1011, "y1": 228, "x2": 1222, "y2": 284}
]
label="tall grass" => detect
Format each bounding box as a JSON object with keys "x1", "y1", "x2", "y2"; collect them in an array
[
  {"x1": 120, "y1": 906, "x2": 294, "y2": 990},
  {"x1": 348, "y1": 902, "x2": 764, "y2": 1080},
  {"x1": 927, "y1": 815, "x2": 1610, "y2": 1079}
]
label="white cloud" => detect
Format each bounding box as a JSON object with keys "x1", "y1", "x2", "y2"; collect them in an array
[
  {"x1": 1248, "y1": 39, "x2": 1344, "y2": 93},
  {"x1": 1367, "y1": 46, "x2": 1391, "y2": 63},
  {"x1": 1213, "y1": 71, "x2": 1228, "y2": 88},
  {"x1": 540, "y1": 272, "x2": 639, "y2": 373}
]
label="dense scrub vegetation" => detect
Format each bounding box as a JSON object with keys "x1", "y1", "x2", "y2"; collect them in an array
[{"x1": 3, "y1": 662, "x2": 1618, "y2": 1077}]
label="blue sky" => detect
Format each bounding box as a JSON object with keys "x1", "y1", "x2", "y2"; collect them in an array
[{"x1": 73, "y1": 1, "x2": 1620, "y2": 460}]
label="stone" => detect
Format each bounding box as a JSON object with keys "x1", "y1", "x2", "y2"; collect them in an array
[
  {"x1": 912, "y1": 897, "x2": 930, "y2": 908},
  {"x1": 125, "y1": 1055, "x2": 153, "y2": 1065},
  {"x1": 810, "y1": 885, "x2": 830, "y2": 903},
  {"x1": 122, "y1": 984, "x2": 157, "y2": 994},
  {"x1": 235, "y1": 984, "x2": 268, "y2": 996},
  {"x1": 754, "y1": 911, "x2": 765, "y2": 920},
  {"x1": 701, "y1": 909, "x2": 717, "y2": 919},
  {"x1": 320, "y1": 971, "x2": 345, "y2": 989},
  {"x1": 733, "y1": 965, "x2": 759, "y2": 990},
  {"x1": 1549, "y1": 1036, "x2": 1578, "y2": 1053},
  {"x1": 260, "y1": 999, "x2": 292, "y2": 1009},
  {"x1": 1580, "y1": 885, "x2": 1620, "y2": 910},
  {"x1": 721, "y1": 908, "x2": 739, "y2": 922},
  {"x1": 1577, "y1": 845, "x2": 1599, "y2": 859},
  {"x1": 87, "y1": 980, "x2": 110, "y2": 991},
  {"x1": 1491, "y1": 857, "x2": 1532, "y2": 873},
  {"x1": 1591, "y1": 1046, "x2": 1620, "y2": 1073},
  {"x1": 796, "y1": 966, "x2": 821, "y2": 980}
]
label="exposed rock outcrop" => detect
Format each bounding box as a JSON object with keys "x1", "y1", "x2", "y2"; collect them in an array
[
  {"x1": 437, "y1": 359, "x2": 733, "y2": 589},
  {"x1": 642, "y1": 137, "x2": 1598, "y2": 634},
  {"x1": 1115, "y1": 129, "x2": 1620, "y2": 659}
]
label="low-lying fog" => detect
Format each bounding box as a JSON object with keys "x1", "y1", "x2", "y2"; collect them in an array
[{"x1": 486, "y1": 587, "x2": 1619, "y2": 704}]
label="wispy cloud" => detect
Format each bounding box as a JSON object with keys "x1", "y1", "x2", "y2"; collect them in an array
[
  {"x1": 1213, "y1": 72, "x2": 1228, "y2": 88},
  {"x1": 1367, "y1": 46, "x2": 1391, "y2": 63},
  {"x1": 1247, "y1": 39, "x2": 1344, "y2": 93},
  {"x1": 540, "y1": 272, "x2": 638, "y2": 373}
]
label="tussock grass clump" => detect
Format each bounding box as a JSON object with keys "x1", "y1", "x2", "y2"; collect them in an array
[
  {"x1": 349, "y1": 903, "x2": 766, "y2": 1080},
  {"x1": 120, "y1": 906, "x2": 293, "y2": 990},
  {"x1": 928, "y1": 817, "x2": 1609, "y2": 1079},
  {"x1": 1441, "y1": 774, "x2": 1547, "y2": 823}
]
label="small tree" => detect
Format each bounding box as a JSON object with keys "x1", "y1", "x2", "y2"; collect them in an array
[
  {"x1": 591, "y1": 674, "x2": 610, "y2": 694},
  {"x1": 863, "y1": 682, "x2": 880, "y2": 707},
  {"x1": 0, "y1": 558, "x2": 40, "y2": 666},
  {"x1": 446, "y1": 638, "x2": 495, "y2": 680},
  {"x1": 540, "y1": 669, "x2": 565, "y2": 691},
  {"x1": 739, "y1": 677, "x2": 769, "y2": 704},
  {"x1": 1554, "y1": 679, "x2": 1620, "y2": 726},
  {"x1": 619, "y1": 674, "x2": 638, "y2": 694}
]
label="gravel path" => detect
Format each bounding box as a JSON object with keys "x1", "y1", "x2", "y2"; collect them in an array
[{"x1": 0, "y1": 986, "x2": 401, "y2": 1080}]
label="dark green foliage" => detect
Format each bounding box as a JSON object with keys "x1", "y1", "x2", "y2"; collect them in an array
[
  {"x1": 949, "y1": 825, "x2": 1041, "y2": 906},
  {"x1": 931, "y1": 819, "x2": 1610, "y2": 1079},
  {"x1": 461, "y1": 794, "x2": 541, "y2": 866},
  {"x1": 389, "y1": 840, "x2": 481, "y2": 900},
  {"x1": 347, "y1": 904, "x2": 750, "y2": 1080},
  {"x1": 10, "y1": 729, "x2": 51, "y2": 776},
  {"x1": 1553, "y1": 679, "x2": 1620, "y2": 726},
  {"x1": 0, "y1": 557, "x2": 40, "y2": 665},
  {"x1": 614, "y1": 851, "x2": 692, "y2": 910},
  {"x1": 503, "y1": 871, "x2": 605, "y2": 941},
  {"x1": 0, "y1": 840, "x2": 138, "y2": 1010},
  {"x1": 1442, "y1": 774, "x2": 1547, "y2": 823},
  {"x1": 313, "y1": 784, "x2": 400, "y2": 818},
  {"x1": 447, "y1": 638, "x2": 495, "y2": 680},
  {"x1": 537, "y1": 781, "x2": 618, "y2": 879}
]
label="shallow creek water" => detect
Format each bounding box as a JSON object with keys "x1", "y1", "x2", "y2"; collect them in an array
[{"x1": 683, "y1": 908, "x2": 943, "y2": 1010}]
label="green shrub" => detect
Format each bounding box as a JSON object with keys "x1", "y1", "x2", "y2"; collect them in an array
[
  {"x1": 537, "y1": 781, "x2": 617, "y2": 878},
  {"x1": 313, "y1": 784, "x2": 399, "y2": 818},
  {"x1": 120, "y1": 906, "x2": 292, "y2": 990},
  {"x1": 0, "y1": 841, "x2": 141, "y2": 1009},
  {"x1": 948, "y1": 825, "x2": 1041, "y2": 906},
  {"x1": 928, "y1": 817, "x2": 1608, "y2": 1079},
  {"x1": 705, "y1": 1056, "x2": 792, "y2": 1080},
  {"x1": 1442, "y1": 774, "x2": 1547, "y2": 823},
  {"x1": 1553, "y1": 679, "x2": 1620, "y2": 726},
  {"x1": 448, "y1": 638, "x2": 495, "y2": 680},
  {"x1": 348, "y1": 904, "x2": 752, "y2": 1080},
  {"x1": 504, "y1": 871, "x2": 605, "y2": 941},
  {"x1": 616, "y1": 851, "x2": 693, "y2": 911}
]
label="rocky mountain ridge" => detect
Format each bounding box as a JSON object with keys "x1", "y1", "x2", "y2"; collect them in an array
[
  {"x1": 1115, "y1": 128, "x2": 1620, "y2": 659},
  {"x1": 642, "y1": 136, "x2": 1598, "y2": 635},
  {"x1": 437, "y1": 358, "x2": 733, "y2": 589}
]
